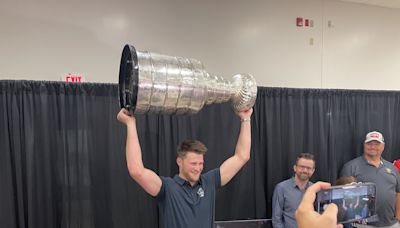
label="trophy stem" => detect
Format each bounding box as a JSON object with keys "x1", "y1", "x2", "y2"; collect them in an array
[{"x1": 205, "y1": 75, "x2": 234, "y2": 105}]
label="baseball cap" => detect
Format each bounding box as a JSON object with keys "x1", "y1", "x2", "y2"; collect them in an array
[{"x1": 364, "y1": 131, "x2": 384, "y2": 144}]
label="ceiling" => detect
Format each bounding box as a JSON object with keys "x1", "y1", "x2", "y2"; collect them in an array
[{"x1": 339, "y1": 0, "x2": 400, "y2": 9}]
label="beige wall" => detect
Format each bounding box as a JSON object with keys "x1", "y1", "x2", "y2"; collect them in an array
[{"x1": 0, "y1": 0, "x2": 399, "y2": 90}]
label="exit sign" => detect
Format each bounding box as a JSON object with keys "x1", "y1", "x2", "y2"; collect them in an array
[{"x1": 65, "y1": 73, "x2": 84, "y2": 82}]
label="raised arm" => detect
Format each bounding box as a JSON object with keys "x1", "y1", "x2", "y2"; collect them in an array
[
  {"x1": 220, "y1": 108, "x2": 253, "y2": 186},
  {"x1": 117, "y1": 109, "x2": 162, "y2": 196},
  {"x1": 354, "y1": 196, "x2": 359, "y2": 208},
  {"x1": 342, "y1": 199, "x2": 347, "y2": 210}
]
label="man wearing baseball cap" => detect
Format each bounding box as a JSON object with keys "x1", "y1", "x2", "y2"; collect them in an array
[{"x1": 340, "y1": 131, "x2": 400, "y2": 227}]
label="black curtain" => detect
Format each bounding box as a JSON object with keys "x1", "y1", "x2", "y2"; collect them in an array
[
  {"x1": 255, "y1": 88, "x2": 400, "y2": 216},
  {"x1": 1, "y1": 80, "x2": 400, "y2": 228}
]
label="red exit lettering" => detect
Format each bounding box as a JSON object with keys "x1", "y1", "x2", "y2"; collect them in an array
[{"x1": 65, "y1": 73, "x2": 83, "y2": 82}]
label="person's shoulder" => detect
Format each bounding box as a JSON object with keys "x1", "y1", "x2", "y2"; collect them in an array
[
  {"x1": 200, "y1": 168, "x2": 221, "y2": 188},
  {"x1": 381, "y1": 158, "x2": 393, "y2": 166},
  {"x1": 276, "y1": 178, "x2": 293, "y2": 188},
  {"x1": 202, "y1": 168, "x2": 219, "y2": 177},
  {"x1": 343, "y1": 156, "x2": 363, "y2": 166},
  {"x1": 382, "y1": 159, "x2": 397, "y2": 170},
  {"x1": 201, "y1": 168, "x2": 220, "y2": 181},
  {"x1": 340, "y1": 156, "x2": 364, "y2": 176},
  {"x1": 156, "y1": 176, "x2": 174, "y2": 200},
  {"x1": 160, "y1": 176, "x2": 177, "y2": 185},
  {"x1": 160, "y1": 175, "x2": 173, "y2": 181}
]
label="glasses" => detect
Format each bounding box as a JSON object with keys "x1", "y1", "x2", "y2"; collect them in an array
[{"x1": 296, "y1": 165, "x2": 314, "y2": 171}]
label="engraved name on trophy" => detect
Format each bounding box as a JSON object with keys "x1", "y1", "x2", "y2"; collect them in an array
[{"x1": 119, "y1": 44, "x2": 257, "y2": 114}]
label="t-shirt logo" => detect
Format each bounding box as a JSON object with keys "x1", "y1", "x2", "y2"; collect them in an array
[
  {"x1": 197, "y1": 187, "x2": 204, "y2": 197},
  {"x1": 386, "y1": 168, "x2": 392, "y2": 174}
]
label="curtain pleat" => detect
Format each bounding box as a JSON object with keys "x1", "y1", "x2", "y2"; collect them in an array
[{"x1": 1, "y1": 80, "x2": 400, "y2": 228}]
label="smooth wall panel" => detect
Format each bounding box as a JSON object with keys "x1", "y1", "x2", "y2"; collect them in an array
[
  {"x1": 322, "y1": 0, "x2": 400, "y2": 90},
  {"x1": 0, "y1": 0, "x2": 323, "y2": 88},
  {"x1": 0, "y1": 0, "x2": 399, "y2": 90}
]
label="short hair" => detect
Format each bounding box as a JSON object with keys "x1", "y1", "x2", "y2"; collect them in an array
[
  {"x1": 335, "y1": 176, "x2": 357, "y2": 186},
  {"x1": 295, "y1": 153, "x2": 315, "y2": 166},
  {"x1": 177, "y1": 140, "x2": 207, "y2": 158}
]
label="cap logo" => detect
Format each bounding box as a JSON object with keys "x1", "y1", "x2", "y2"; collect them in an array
[
  {"x1": 365, "y1": 131, "x2": 384, "y2": 143},
  {"x1": 370, "y1": 133, "x2": 380, "y2": 138}
]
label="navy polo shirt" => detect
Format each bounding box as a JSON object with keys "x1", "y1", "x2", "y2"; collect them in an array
[
  {"x1": 340, "y1": 156, "x2": 400, "y2": 227},
  {"x1": 156, "y1": 168, "x2": 221, "y2": 228}
]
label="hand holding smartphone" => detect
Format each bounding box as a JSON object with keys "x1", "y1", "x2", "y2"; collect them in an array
[{"x1": 315, "y1": 182, "x2": 377, "y2": 224}]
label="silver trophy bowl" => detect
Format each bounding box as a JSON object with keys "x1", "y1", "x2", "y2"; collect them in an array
[{"x1": 119, "y1": 44, "x2": 257, "y2": 114}]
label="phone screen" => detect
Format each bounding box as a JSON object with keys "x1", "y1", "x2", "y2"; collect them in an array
[{"x1": 315, "y1": 183, "x2": 376, "y2": 224}]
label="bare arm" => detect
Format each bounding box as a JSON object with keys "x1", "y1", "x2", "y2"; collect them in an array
[
  {"x1": 342, "y1": 199, "x2": 347, "y2": 210},
  {"x1": 220, "y1": 108, "x2": 252, "y2": 186},
  {"x1": 117, "y1": 109, "x2": 162, "y2": 196},
  {"x1": 354, "y1": 196, "x2": 359, "y2": 208}
]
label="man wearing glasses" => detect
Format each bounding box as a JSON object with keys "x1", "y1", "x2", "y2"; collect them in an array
[{"x1": 272, "y1": 153, "x2": 316, "y2": 228}]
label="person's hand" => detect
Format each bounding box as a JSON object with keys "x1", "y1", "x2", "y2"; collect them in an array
[
  {"x1": 296, "y1": 181, "x2": 343, "y2": 228},
  {"x1": 353, "y1": 219, "x2": 367, "y2": 226},
  {"x1": 117, "y1": 108, "x2": 135, "y2": 125},
  {"x1": 236, "y1": 108, "x2": 253, "y2": 121}
]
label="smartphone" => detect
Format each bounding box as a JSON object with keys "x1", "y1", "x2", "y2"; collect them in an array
[{"x1": 315, "y1": 182, "x2": 377, "y2": 224}]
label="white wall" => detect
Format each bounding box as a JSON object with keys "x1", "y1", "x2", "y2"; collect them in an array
[
  {"x1": 0, "y1": 0, "x2": 399, "y2": 90},
  {"x1": 323, "y1": 1, "x2": 400, "y2": 89}
]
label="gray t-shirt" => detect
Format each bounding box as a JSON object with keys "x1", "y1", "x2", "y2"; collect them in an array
[
  {"x1": 156, "y1": 168, "x2": 221, "y2": 228},
  {"x1": 340, "y1": 156, "x2": 400, "y2": 227}
]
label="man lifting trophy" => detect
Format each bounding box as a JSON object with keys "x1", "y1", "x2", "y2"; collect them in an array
[{"x1": 117, "y1": 44, "x2": 257, "y2": 228}]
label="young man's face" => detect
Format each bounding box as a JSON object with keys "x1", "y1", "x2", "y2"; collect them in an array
[
  {"x1": 293, "y1": 158, "x2": 315, "y2": 181},
  {"x1": 177, "y1": 151, "x2": 204, "y2": 185}
]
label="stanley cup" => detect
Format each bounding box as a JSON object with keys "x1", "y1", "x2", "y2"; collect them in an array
[{"x1": 118, "y1": 44, "x2": 257, "y2": 114}]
